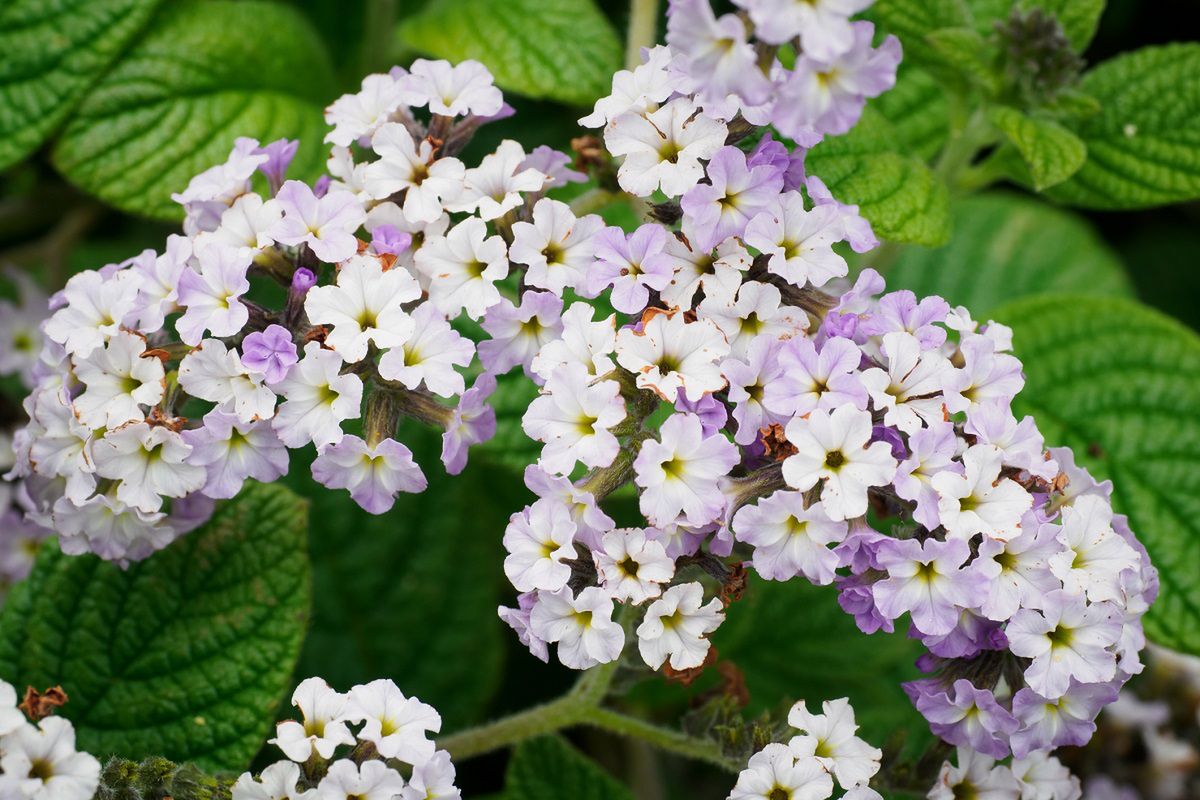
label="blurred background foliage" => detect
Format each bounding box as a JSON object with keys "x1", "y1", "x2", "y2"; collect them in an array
[{"x1": 1, "y1": 0, "x2": 1198, "y2": 798}]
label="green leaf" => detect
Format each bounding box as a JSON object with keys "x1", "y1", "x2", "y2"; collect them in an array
[
  {"x1": 924, "y1": 28, "x2": 1002, "y2": 92},
  {"x1": 887, "y1": 192, "x2": 1131, "y2": 315},
  {"x1": 869, "y1": 0, "x2": 970, "y2": 68},
  {"x1": 0, "y1": 483, "x2": 311, "y2": 772},
  {"x1": 1049, "y1": 44, "x2": 1200, "y2": 209},
  {"x1": 715, "y1": 578, "x2": 931, "y2": 756},
  {"x1": 505, "y1": 736, "x2": 634, "y2": 800},
  {"x1": 994, "y1": 295, "x2": 1200, "y2": 656},
  {"x1": 397, "y1": 0, "x2": 622, "y2": 106},
  {"x1": 292, "y1": 431, "x2": 518, "y2": 730},
  {"x1": 50, "y1": 0, "x2": 336, "y2": 221},
  {"x1": 1018, "y1": 0, "x2": 1105, "y2": 51},
  {"x1": 870, "y1": 66, "x2": 951, "y2": 163},
  {"x1": 989, "y1": 106, "x2": 1088, "y2": 190},
  {"x1": 0, "y1": 0, "x2": 163, "y2": 170},
  {"x1": 807, "y1": 109, "x2": 951, "y2": 246}
]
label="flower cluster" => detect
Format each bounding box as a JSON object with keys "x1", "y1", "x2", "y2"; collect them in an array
[
  {"x1": 928, "y1": 745, "x2": 1080, "y2": 800},
  {"x1": 493, "y1": 0, "x2": 1156, "y2": 785},
  {"x1": 0, "y1": 680, "x2": 100, "y2": 800},
  {"x1": 231, "y1": 676, "x2": 458, "y2": 800},
  {"x1": 729, "y1": 698, "x2": 884, "y2": 800},
  {"x1": 9, "y1": 58, "x2": 587, "y2": 563}
]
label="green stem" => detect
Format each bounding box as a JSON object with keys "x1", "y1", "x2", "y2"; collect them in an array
[
  {"x1": 585, "y1": 708, "x2": 741, "y2": 773},
  {"x1": 625, "y1": 0, "x2": 661, "y2": 70},
  {"x1": 438, "y1": 695, "x2": 585, "y2": 763}
]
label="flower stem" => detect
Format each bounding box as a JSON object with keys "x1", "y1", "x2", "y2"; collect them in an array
[
  {"x1": 584, "y1": 707, "x2": 741, "y2": 772},
  {"x1": 438, "y1": 694, "x2": 585, "y2": 762},
  {"x1": 625, "y1": 0, "x2": 661, "y2": 70}
]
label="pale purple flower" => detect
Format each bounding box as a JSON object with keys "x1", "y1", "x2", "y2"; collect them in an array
[
  {"x1": 371, "y1": 224, "x2": 412, "y2": 256},
  {"x1": 722, "y1": 337, "x2": 785, "y2": 446},
  {"x1": 521, "y1": 145, "x2": 585, "y2": 189},
  {"x1": 241, "y1": 324, "x2": 299, "y2": 384},
  {"x1": 917, "y1": 609, "x2": 1007, "y2": 659},
  {"x1": 175, "y1": 243, "x2": 252, "y2": 346},
  {"x1": 762, "y1": 335, "x2": 867, "y2": 418},
  {"x1": 733, "y1": 0, "x2": 872, "y2": 59},
  {"x1": 912, "y1": 679, "x2": 1019, "y2": 758},
  {"x1": 498, "y1": 591, "x2": 550, "y2": 663},
  {"x1": 1010, "y1": 681, "x2": 1117, "y2": 757},
  {"x1": 773, "y1": 22, "x2": 901, "y2": 137},
  {"x1": 805, "y1": 175, "x2": 877, "y2": 253},
  {"x1": 479, "y1": 291, "x2": 564, "y2": 377},
  {"x1": 872, "y1": 537, "x2": 983, "y2": 636},
  {"x1": 312, "y1": 435, "x2": 427, "y2": 514},
  {"x1": 666, "y1": 0, "x2": 772, "y2": 108},
  {"x1": 943, "y1": 334, "x2": 1025, "y2": 414},
  {"x1": 861, "y1": 289, "x2": 949, "y2": 348},
  {"x1": 523, "y1": 464, "x2": 615, "y2": 550},
  {"x1": 743, "y1": 196, "x2": 847, "y2": 288},
  {"x1": 838, "y1": 575, "x2": 894, "y2": 634},
  {"x1": 442, "y1": 373, "x2": 497, "y2": 475},
  {"x1": 270, "y1": 180, "x2": 366, "y2": 263},
  {"x1": 182, "y1": 409, "x2": 288, "y2": 498},
  {"x1": 966, "y1": 400, "x2": 1057, "y2": 482},
  {"x1": 681, "y1": 147, "x2": 783, "y2": 243},
  {"x1": 586, "y1": 224, "x2": 675, "y2": 314},
  {"x1": 255, "y1": 138, "x2": 299, "y2": 194},
  {"x1": 971, "y1": 522, "x2": 1061, "y2": 622}
]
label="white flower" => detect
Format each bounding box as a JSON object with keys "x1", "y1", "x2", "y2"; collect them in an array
[
  {"x1": 269, "y1": 677, "x2": 355, "y2": 762},
  {"x1": 722, "y1": 336, "x2": 785, "y2": 446},
  {"x1": 171, "y1": 137, "x2": 265, "y2": 232},
  {"x1": 315, "y1": 760, "x2": 406, "y2": 800},
  {"x1": 305, "y1": 254, "x2": 420, "y2": 363},
  {"x1": 1, "y1": 680, "x2": 23, "y2": 736},
  {"x1": 25, "y1": 387, "x2": 95, "y2": 505},
  {"x1": 231, "y1": 760, "x2": 316, "y2": 800},
  {"x1": 595, "y1": 528, "x2": 674, "y2": 603},
  {"x1": 73, "y1": 331, "x2": 165, "y2": 428},
  {"x1": 406, "y1": 58, "x2": 503, "y2": 118},
  {"x1": 929, "y1": 747, "x2": 1021, "y2": 800},
  {"x1": 860, "y1": 331, "x2": 951, "y2": 435},
  {"x1": 447, "y1": 140, "x2": 544, "y2": 221},
  {"x1": 201, "y1": 192, "x2": 282, "y2": 254},
  {"x1": 503, "y1": 498, "x2": 578, "y2": 593},
  {"x1": 615, "y1": 310, "x2": 730, "y2": 402},
  {"x1": 93, "y1": 422, "x2": 206, "y2": 513},
  {"x1": 345, "y1": 679, "x2": 441, "y2": 765},
  {"x1": 415, "y1": 216, "x2": 508, "y2": 320},
  {"x1": 0, "y1": 716, "x2": 100, "y2": 800},
  {"x1": 744, "y1": 197, "x2": 847, "y2": 288},
  {"x1": 175, "y1": 243, "x2": 253, "y2": 346},
  {"x1": 761, "y1": 336, "x2": 866, "y2": 419},
  {"x1": 325, "y1": 72, "x2": 420, "y2": 148},
  {"x1": 52, "y1": 493, "x2": 176, "y2": 564},
  {"x1": 660, "y1": 221, "x2": 751, "y2": 308},
  {"x1": 636, "y1": 582, "x2": 723, "y2": 670},
  {"x1": 43, "y1": 269, "x2": 140, "y2": 358},
  {"x1": 728, "y1": 742, "x2": 833, "y2": 800},
  {"x1": 310, "y1": 435, "x2": 427, "y2": 514},
  {"x1": 530, "y1": 302, "x2": 616, "y2": 383},
  {"x1": 782, "y1": 404, "x2": 897, "y2": 521},
  {"x1": 1006, "y1": 591, "x2": 1122, "y2": 699},
  {"x1": 633, "y1": 412, "x2": 739, "y2": 528},
  {"x1": 401, "y1": 750, "x2": 461, "y2": 800},
  {"x1": 364, "y1": 123, "x2": 466, "y2": 223},
  {"x1": 787, "y1": 698, "x2": 882, "y2": 789},
  {"x1": 132, "y1": 234, "x2": 191, "y2": 332},
  {"x1": 606, "y1": 97, "x2": 727, "y2": 197},
  {"x1": 1047, "y1": 495, "x2": 1139, "y2": 603},
  {"x1": 182, "y1": 410, "x2": 289, "y2": 499},
  {"x1": 1011, "y1": 751, "x2": 1080, "y2": 800},
  {"x1": 580, "y1": 45, "x2": 679, "y2": 128},
  {"x1": 270, "y1": 181, "x2": 367, "y2": 264},
  {"x1": 327, "y1": 146, "x2": 371, "y2": 201},
  {"x1": 376, "y1": 302, "x2": 474, "y2": 397},
  {"x1": 509, "y1": 199, "x2": 604, "y2": 295},
  {"x1": 272, "y1": 342, "x2": 363, "y2": 449},
  {"x1": 697, "y1": 280, "x2": 807, "y2": 359},
  {"x1": 178, "y1": 339, "x2": 276, "y2": 423},
  {"x1": 933, "y1": 445, "x2": 1032, "y2": 542},
  {"x1": 523, "y1": 365, "x2": 625, "y2": 476},
  {"x1": 478, "y1": 291, "x2": 564, "y2": 378},
  {"x1": 530, "y1": 586, "x2": 626, "y2": 670},
  {"x1": 732, "y1": 494, "x2": 847, "y2": 584}
]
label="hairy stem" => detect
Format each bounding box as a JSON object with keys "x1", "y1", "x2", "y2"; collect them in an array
[
  {"x1": 625, "y1": 0, "x2": 661, "y2": 70},
  {"x1": 585, "y1": 708, "x2": 741, "y2": 772},
  {"x1": 438, "y1": 694, "x2": 585, "y2": 762}
]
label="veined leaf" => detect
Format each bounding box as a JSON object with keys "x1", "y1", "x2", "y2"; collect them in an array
[
  {"x1": 51, "y1": 0, "x2": 336, "y2": 220},
  {"x1": 505, "y1": 736, "x2": 634, "y2": 800},
  {"x1": 989, "y1": 106, "x2": 1088, "y2": 190},
  {"x1": 0, "y1": 483, "x2": 311, "y2": 771}
]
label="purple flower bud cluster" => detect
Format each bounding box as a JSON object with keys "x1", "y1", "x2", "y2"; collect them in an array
[{"x1": 9, "y1": 58, "x2": 591, "y2": 563}]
